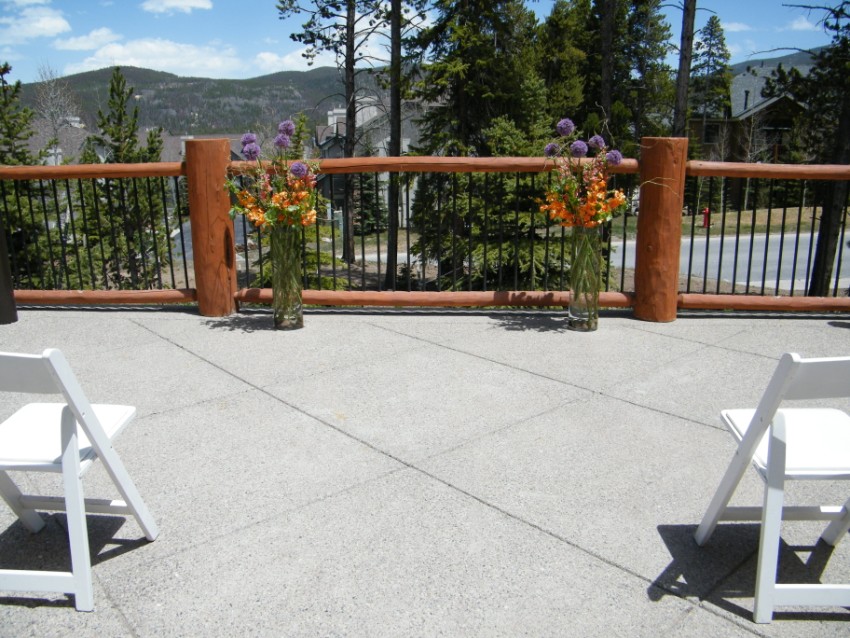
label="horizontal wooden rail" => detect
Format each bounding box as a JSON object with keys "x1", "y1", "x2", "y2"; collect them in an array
[
  {"x1": 235, "y1": 289, "x2": 634, "y2": 308},
  {"x1": 3, "y1": 156, "x2": 847, "y2": 181},
  {"x1": 229, "y1": 156, "x2": 640, "y2": 176},
  {"x1": 0, "y1": 162, "x2": 185, "y2": 180},
  {"x1": 686, "y1": 161, "x2": 850, "y2": 180},
  {"x1": 11, "y1": 287, "x2": 850, "y2": 314},
  {"x1": 14, "y1": 289, "x2": 196, "y2": 305},
  {"x1": 678, "y1": 293, "x2": 850, "y2": 312}
]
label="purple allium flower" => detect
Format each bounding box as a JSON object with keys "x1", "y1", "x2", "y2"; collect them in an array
[
  {"x1": 544, "y1": 142, "x2": 560, "y2": 158},
  {"x1": 605, "y1": 149, "x2": 623, "y2": 166},
  {"x1": 588, "y1": 134, "x2": 606, "y2": 150},
  {"x1": 274, "y1": 133, "x2": 291, "y2": 148},
  {"x1": 570, "y1": 140, "x2": 588, "y2": 158},
  {"x1": 242, "y1": 142, "x2": 261, "y2": 161},
  {"x1": 556, "y1": 118, "x2": 575, "y2": 137},
  {"x1": 290, "y1": 161, "x2": 309, "y2": 179},
  {"x1": 241, "y1": 133, "x2": 257, "y2": 146},
  {"x1": 278, "y1": 119, "x2": 296, "y2": 136}
]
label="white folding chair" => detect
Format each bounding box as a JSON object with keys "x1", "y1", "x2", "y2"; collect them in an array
[
  {"x1": 694, "y1": 352, "x2": 850, "y2": 623},
  {"x1": 0, "y1": 348, "x2": 158, "y2": 611}
]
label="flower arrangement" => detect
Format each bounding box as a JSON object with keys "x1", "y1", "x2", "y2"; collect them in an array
[
  {"x1": 227, "y1": 119, "x2": 319, "y2": 229},
  {"x1": 540, "y1": 117, "x2": 627, "y2": 332},
  {"x1": 226, "y1": 119, "x2": 319, "y2": 330},
  {"x1": 540, "y1": 117, "x2": 627, "y2": 227}
]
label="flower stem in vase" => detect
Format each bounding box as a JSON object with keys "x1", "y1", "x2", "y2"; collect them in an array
[
  {"x1": 270, "y1": 225, "x2": 304, "y2": 330},
  {"x1": 568, "y1": 225, "x2": 601, "y2": 332}
]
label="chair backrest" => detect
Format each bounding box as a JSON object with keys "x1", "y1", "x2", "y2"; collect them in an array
[
  {"x1": 780, "y1": 355, "x2": 850, "y2": 401},
  {"x1": 0, "y1": 350, "x2": 61, "y2": 395},
  {"x1": 745, "y1": 352, "x2": 850, "y2": 446},
  {"x1": 0, "y1": 348, "x2": 99, "y2": 435}
]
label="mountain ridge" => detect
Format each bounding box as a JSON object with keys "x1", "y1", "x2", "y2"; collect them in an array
[{"x1": 20, "y1": 65, "x2": 360, "y2": 137}]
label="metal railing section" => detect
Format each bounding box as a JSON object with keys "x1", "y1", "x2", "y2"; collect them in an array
[{"x1": 1, "y1": 162, "x2": 191, "y2": 293}]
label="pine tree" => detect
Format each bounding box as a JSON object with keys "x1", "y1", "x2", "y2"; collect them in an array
[
  {"x1": 537, "y1": 0, "x2": 591, "y2": 124},
  {"x1": 73, "y1": 67, "x2": 168, "y2": 290},
  {"x1": 352, "y1": 136, "x2": 387, "y2": 235},
  {"x1": 690, "y1": 16, "x2": 731, "y2": 125},
  {"x1": 625, "y1": 0, "x2": 675, "y2": 145},
  {"x1": 92, "y1": 67, "x2": 162, "y2": 163},
  {"x1": 409, "y1": 1, "x2": 567, "y2": 291},
  {"x1": 413, "y1": 0, "x2": 539, "y2": 155},
  {"x1": 0, "y1": 63, "x2": 41, "y2": 166},
  {"x1": 0, "y1": 63, "x2": 52, "y2": 288},
  {"x1": 543, "y1": 1, "x2": 673, "y2": 157}
]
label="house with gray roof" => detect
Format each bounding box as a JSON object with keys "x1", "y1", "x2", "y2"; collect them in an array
[{"x1": 691, "y1": 48, "x2": 819, "y2": 163}]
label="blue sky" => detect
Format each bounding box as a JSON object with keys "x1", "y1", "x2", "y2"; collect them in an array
[{"x1": 0, "y1": 0, "x2": 837, "y2": 85}]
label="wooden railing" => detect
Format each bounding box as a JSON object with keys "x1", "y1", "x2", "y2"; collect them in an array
[{"x1": 3, "y1": 137, "x2": 850, "y2": 321}]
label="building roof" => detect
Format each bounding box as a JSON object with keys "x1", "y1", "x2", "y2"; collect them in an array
[{"x1": 729, "y1": 48, "x2": 818, "y2": 118}]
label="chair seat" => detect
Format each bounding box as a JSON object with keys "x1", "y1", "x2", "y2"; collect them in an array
[
  {"x1": 0, "y1": 403, "x2": 135, "y2": 472},
  {"x1": 722, "y1": 408, "x2": 850, "y2": 479}
]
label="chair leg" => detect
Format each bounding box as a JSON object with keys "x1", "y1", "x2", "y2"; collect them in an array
[
  {"x1": 96, "y1": 446, "x2": 158, "y2": 542},
  {"x1": 0, "y1": 470, "x2": 45, "y2": 533},
  {"x1": 820, "y1": 496, "x2": 850, "y2": 547},
  {"x1": 61, "y1": 412, "x2": 93, "y2": 612},
  {"x1": 695, "y1": 447, "x2": 753, "y2": 545},
  {"x1": 753, "y1": 424, "x2": 788, "y2": 624}
]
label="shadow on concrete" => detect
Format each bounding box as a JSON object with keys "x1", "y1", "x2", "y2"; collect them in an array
[
  {"x1": 0, "y1": 514, "x2": 150, "y2": 610},
  {"x1": 650, "y1": 523, "x2": 849, "y2": 622}
]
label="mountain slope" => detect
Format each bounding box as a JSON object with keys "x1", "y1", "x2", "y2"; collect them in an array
[{"x1": 20, "y1": 65, "x2": 356, "y2": 136}]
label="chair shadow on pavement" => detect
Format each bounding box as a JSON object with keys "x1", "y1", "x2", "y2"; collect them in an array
[
  {"x1": 650, "y1": 523, "x2": 849, "y2": 622},
  {"x1": 0, "y1": 514, "x2": 148, "y2": 609}
]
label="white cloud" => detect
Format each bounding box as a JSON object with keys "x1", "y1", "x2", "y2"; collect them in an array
[
  {"x1": 786, "y1": 16, "x2": 818, "y2": 32},
  {"x1": 140, "y1": 0, "x2": 212, "y2": 14},
  {"x1": 64, "y1": 38, "x2": 244, "y2": 78},
  {"x1": 54, "y1": 27, "x2": 121, "y2": 51},
  {"x1": 723, "y1": 22, "x2": 751, "y2": 33},
  {"x1": 0, "y1": 5, "x2": 70, "y2": 44},
  {"x1": 728, "y1": 39, "x2": 759, "y2": 58},
  {"x1": 5, "y1": 0, "x2": 51, "y2": 6}
]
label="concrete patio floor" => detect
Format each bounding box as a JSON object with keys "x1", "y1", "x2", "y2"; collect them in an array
[{"x1": 1, "y1": 306, "x2": 850, "y2": 637}]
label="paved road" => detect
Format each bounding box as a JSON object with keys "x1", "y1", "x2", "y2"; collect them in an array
[
  {"x1": 612, "y1": 232, "x2": 850, "y2": 291},
  {"x1": 173, "y1": 221, "x2": 849, "y2": 292}
]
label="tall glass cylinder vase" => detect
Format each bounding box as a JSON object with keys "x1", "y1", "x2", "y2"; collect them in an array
[
  {"x1": 568, "y1": 225, "x2": 602, "y2": 332},
  {"x1": 270, "y1": 224, "x2": 304, "y2": 330}
]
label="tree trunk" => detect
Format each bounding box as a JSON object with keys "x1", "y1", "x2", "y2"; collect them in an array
[
  {"x1": 342, "y1": 0, "x2": 357, "y2": 264},
  {"x1": 808, "y1": 88, "x2": 850, "y2": 296},
  {"x1": 598, "y1": 0, "x2": 615, "y2": 118},
  {"x1": 672, "y1": 0, "x2": 696, "y2": 137},
  {"x1": 384, "y1": 0, "x2": 402, "y2": 290}
]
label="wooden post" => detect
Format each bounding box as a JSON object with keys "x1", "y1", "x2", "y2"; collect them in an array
[
  {"x1": 185, "y1": 139, "x2": 236, "y2": 317},
  {"x1": 634, "y1": 137, "x2": 688, "y2": 322},
  {"x1": 0, "y1": 214, "x2": 17, "y2": 324}
]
